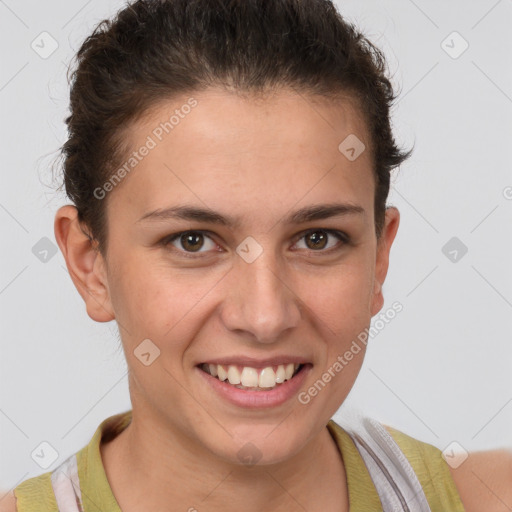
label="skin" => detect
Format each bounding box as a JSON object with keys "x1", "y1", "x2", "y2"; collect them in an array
[
  {"x1": 2, "y1": 88, "x2": 510, "y2": 511},
  {"x1": 61, "y1": 88, "x2": 388, "y2": 511},
  {"x1": 448, "y1": 450, "x2": 512, "y2": 511}
]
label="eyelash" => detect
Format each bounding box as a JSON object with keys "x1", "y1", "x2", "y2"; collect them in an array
[{"x1": 160, "y1": 228, "x2": 350, "y2": 258}]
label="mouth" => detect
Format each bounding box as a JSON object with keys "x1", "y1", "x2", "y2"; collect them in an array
[{"x1": 198, "y1": 362, "x2": 305, "y2": 391}]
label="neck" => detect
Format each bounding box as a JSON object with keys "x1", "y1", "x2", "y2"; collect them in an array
[{"x1": 100, "y1": 409, "x2": 349, "y2": 511}]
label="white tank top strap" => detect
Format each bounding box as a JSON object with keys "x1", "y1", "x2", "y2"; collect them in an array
[
  {"x1": 50, "y1": 453, "x2": 84, "y2": 512},
  {"x1": 338, "y1": 411, "x2": 432, "y2": 512},
  {"x1": 48, "y1": 410, "x2": 430, "y2": 511}
]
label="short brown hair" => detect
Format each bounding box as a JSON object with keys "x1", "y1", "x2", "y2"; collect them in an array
[{"x1": 58, "y1": 0, "x2": 412, "y2": 256}]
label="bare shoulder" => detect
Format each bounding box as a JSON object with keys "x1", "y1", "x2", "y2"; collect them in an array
[
  {"x1": 0, "y1": 490, "x2": 17, "y2": 512},
  {"x1": 448, "y1": 448, "x2": 512, "y2": 512}
]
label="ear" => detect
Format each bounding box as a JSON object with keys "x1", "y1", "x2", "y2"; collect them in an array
[
  {"x1": 370, "y1": 206, "x2": 400, "y2": 317},
  {"x1": 54, "y1": 205, "x2": 115, "y2": 322}
]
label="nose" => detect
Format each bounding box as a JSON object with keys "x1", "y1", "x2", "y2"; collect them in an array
[{"x1": 220, "y1": 250, "x2": 302, "y2": 343}]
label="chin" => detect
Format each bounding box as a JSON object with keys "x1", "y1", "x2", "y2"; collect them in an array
[{"x1": 204, "y1": 420, "x2": 310, "y2": 467}]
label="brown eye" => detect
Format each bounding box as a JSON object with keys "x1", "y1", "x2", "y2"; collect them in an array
[
  {"x1": 180, "y1": 232, "x2": 204, "y2": 252},
  {"x1": 305, "y1": 231, "x2": 328, "y2": 250},
  {"x1": 294, "y1": 229, "x2": 348, "y2": 252},
  {"x1": 164, "y1": 230, "x2": 218, "y2": 255}
]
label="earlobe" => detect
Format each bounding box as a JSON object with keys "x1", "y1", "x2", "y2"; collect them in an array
[
  {"x1": 54, "y1": 205, "x2": 115, "y2": 322},
  {"x1": 370, "y1": 207, "x2": 400, "y2": 317}
]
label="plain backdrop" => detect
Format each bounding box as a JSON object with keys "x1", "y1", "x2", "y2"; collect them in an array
[{"x1": 1, "y1": 0, "x2": 511, "y2": 491}]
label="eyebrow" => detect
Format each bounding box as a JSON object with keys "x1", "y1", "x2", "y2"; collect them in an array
[{"x1": 136, "y1": 202, "x2": 365, "y2": 227}]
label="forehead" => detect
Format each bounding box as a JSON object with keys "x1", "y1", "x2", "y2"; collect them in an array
[{"x1": 107, "y1": 87, "x2": 375, "y2": 226}]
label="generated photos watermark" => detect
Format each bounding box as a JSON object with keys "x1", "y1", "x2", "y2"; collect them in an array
[
  {"x1": 298, "y1": 301, "x2": 403, "y2": 405},
  {"x1": 93, "y1": 97, "x2": 198, "y2": 200}
]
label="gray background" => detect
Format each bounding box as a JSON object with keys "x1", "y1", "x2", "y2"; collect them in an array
[{"x1": 1, "y1": 0, "x2": 511, "y2": 491}]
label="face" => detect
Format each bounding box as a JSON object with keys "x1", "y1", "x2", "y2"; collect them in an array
[{"x1": 59, "y1": 88, "x2": 399, "y2": 466}]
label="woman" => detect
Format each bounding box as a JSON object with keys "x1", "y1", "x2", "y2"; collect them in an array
[{"x1": 4, "y1": 0, "x2": 511, "y2": 510}]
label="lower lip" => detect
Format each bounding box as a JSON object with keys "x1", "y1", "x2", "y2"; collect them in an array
[{"x1": 196, "y1": 364, "x2": 312, "y2": 409}]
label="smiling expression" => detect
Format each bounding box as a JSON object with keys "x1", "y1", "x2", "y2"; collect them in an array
[{"x1": 84, "y1": 87, "x2": 398, "y2": 464}]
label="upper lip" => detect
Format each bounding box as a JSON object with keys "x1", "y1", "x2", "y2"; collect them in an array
[{"x1": 198, "y1": 356, "x2": 311, "y2": 368}]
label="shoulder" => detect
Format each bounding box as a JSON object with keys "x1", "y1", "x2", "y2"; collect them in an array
[
  {"x1": 0, "y1": 490, "x2": 17, "y2": 512},
  {"x1": 383, "y1": 425, "x2": 466, "y2": 510},
  {"x1": 385, "y1": 425, "x2": 512, "y2": 511},
  {"x1": 5, "y1": 470, "x2": 58, "y2": 512},
  {"x1": 448, "y1": 447, "x2": 512, "y2": 512}
]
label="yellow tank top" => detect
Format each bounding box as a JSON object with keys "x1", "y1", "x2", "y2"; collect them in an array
[{"x1": 13, "y1": 410, "x2": 465, "y2": 511}]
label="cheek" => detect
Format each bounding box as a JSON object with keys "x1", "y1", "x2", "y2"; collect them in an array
[
  {"x1": 297, "y1": 262, "x2": 374, "y2": 330},
  {"x1": 109, "y1": 255, "x2": 212, "y2": 335},
  {"x1": 109, "y1": 247, "x2": 375, "y2": 352},
  {"x1": 293, "y1": 262, "x2": 374, "y2": 393}
]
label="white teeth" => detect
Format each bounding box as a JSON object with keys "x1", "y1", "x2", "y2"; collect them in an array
[
  {"x1": 259, "y1": 367, "x2": 276, "y2": 388},
  {"x1": 217, "y1": 365, "x2": 228, "y2": 381},
  {"x1": 227, "y1": 365, "x2": 241, "y2": 385},
  {"x1": 275, "y1": 364, "x2": 286, "y2": 383},
  {"x1": 285, "y1": 363, "x2": 295, "y2": 380},
  {"x1": 240, "y1": 367, "x2": 259, "y2": 387},
  {"x1": 203, "y1": 362, "x2": 302, "y2": 390}
]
